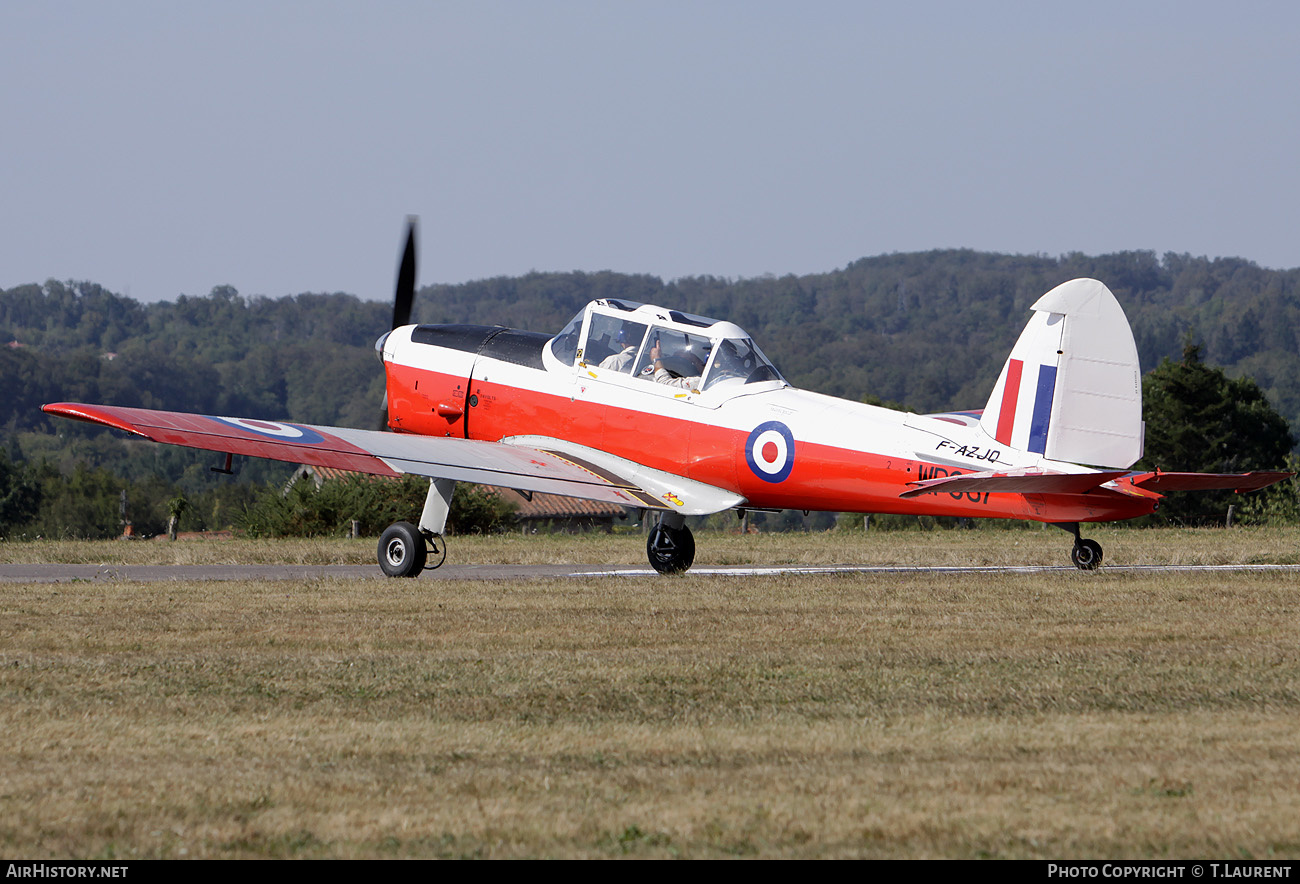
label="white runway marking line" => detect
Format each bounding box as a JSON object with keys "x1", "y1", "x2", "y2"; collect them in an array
[{"x1": 569, "y1": 564, "x2": 1300, "y2": 578}]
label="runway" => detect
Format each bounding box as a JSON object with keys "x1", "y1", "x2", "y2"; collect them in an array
[{"x1": 3, "y1": 561, "x2": 1299, "y2": 583}]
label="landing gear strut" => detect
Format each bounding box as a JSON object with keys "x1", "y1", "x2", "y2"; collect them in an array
[
  {"x1": 647, "y1": 512, "x2": 695, "y2": 574},
  {"x1": 1057, "y1": 522, "x2": 1103, "y2": 571}
]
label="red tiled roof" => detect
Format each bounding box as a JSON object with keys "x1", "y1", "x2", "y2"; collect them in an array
[
  {"x1": 501, "y1": 488, "x2": 626, "y2": 519},
  {"x1": 296, "y1": 465, "x2": 361, "y2": 484}
]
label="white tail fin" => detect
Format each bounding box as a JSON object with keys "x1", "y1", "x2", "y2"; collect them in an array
[{"x1": 980, "y1": 278, "x2": 1143, "y2": 469}]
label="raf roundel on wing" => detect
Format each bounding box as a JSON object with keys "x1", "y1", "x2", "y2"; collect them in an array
[{"x1": 208, "y1": 416, "x2": 327, "y2": 445}]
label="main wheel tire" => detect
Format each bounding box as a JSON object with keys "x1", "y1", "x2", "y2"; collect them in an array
[
  {"x1": 1071, "y1": 538, "x2": 1103, "y2": 571},
  {"x1": 647, "y1": 522, "x2": 695, "y2": 574},
  {"x1": 378, "y1": 521, "x2": 428, "y2": 577}
]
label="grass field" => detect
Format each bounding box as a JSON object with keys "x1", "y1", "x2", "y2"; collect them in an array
[
  {"x1": 1, "y1": 527, "x2": 1298, "y2": 858},
  {"x1": 4, "y1": 522, "x2": 1300, "y2": 567}
]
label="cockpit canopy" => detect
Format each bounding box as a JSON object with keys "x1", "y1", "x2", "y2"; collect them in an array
[{"x1": 548, "y1": 299, "x2": 784, "y2": 393}]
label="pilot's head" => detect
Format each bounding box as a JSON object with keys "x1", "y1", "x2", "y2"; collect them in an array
[
  {"x1": 659, "y1": 336, "x2": 707, "y2": 376},
  {"x1": 711, "y1": 339, "x2": 754, "y2": 378}
]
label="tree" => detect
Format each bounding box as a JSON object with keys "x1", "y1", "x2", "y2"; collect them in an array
[
  {"x1": 0, "y1": 450, "x2": 42, "y2": 535},
  {"x1": 445, "y1": 484, "x2": 517, "y2": 535},
  {"x1": 166, "y1": 493, "x2": 190, "y2": 541},
  {"x1": 1238, "y1": 454, "x2": 1300, "y2": 525},
  {"x1": 1140, "y1": 341, "x2": 1294, "y2": 523}
]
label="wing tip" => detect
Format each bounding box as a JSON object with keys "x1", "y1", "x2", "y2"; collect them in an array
[{"x1": 42, "y1": 402, "x2": 147, "y2": 436}]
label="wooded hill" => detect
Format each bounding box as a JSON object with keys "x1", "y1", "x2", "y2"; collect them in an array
[{"x1": 3, "y1": 249, "x2": 1298, "y2": 485}]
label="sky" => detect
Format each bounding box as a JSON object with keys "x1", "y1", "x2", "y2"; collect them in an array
[{"x1": 2, "y1": 1, "x2": 1298, "y2": 303}]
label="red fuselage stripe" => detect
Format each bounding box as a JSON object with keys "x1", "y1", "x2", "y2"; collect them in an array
[{"x1": 386, "y1": 361, "x2": 1154, "y2": 524}]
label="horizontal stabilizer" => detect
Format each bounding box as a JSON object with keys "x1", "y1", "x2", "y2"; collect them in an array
[
  {"x1": 921, "y1": 409, "x2": 983, "y2": 429},
  {"x1": 900, "y1": 468, "x2": 1129, "y2": 499},
  {"x1": 901, "y1": 467, "x2": 1293, "y2": 500},
  {"x1": 1123, "y1": 471, "x2": 1292, "y2": 494}
]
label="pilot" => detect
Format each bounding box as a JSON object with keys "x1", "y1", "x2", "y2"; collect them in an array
[
  {"x1": 648, "y1": 338, "x2": 704, "y2": 389},
  {"x1": 707, "y1": 339, "x2": 751, "y2": 384},
  {"x1": 599, "y1": 327, "x2": 638, "y2": 372}
]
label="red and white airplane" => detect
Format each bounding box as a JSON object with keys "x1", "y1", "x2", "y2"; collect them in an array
[{"x1": 43, "y1": 221, "x2": 1290, "y2": 575}]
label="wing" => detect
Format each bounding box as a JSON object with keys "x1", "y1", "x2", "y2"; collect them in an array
[{"x1": 42, "y1": 402, "x2": 744, "y2": 516}]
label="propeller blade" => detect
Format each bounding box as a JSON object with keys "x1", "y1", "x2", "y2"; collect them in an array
[
  {"x1": 392, "y1": 216, "x2": 418, "y2": 330},
  {"x1": 383, "y1": 216, "x2": 418, "y2": 431}
]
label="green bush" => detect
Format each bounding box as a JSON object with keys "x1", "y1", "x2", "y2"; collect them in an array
[{"x1": 239, "y1": 475, "x2": 516, "y2": 538}]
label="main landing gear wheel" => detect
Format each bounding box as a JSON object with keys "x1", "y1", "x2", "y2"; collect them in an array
[
  {"x1": 647, "y1": 522, "x2": 695, "y2": 574},
  {"x1": 379, "y1": 521, "x2": 428, "y2": 578},
  {"x1": 1071, "y1": 538, "x2": 1103, "y2": 571}
]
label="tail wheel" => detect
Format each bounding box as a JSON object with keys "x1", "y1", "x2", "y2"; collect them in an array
[
  {"x1": 647, "y1": 523, "x2": 695, "y2": 574},
  {"x1": 1071, "y1": 538, "x2": 1103, "y2": 571},
  {"x1": 379, "y1": 521, "x2": 427, "y2": 577}
]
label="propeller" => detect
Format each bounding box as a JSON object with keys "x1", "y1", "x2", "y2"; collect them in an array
[
  {"x1": 392, "y1": 216, "x2": 418, "y2": 330},
  {"x1": 381, "y1": 216, "x2": 419, "y2": 430}
]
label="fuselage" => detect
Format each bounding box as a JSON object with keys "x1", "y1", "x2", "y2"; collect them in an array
[{"x1": 378, "y1": 306, "x2": 1155, "y2": 525}]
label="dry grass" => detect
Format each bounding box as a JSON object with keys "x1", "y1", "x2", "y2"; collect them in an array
[{"x1": 1, "y1": 529, "x2": 1299, "y2": 858}]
